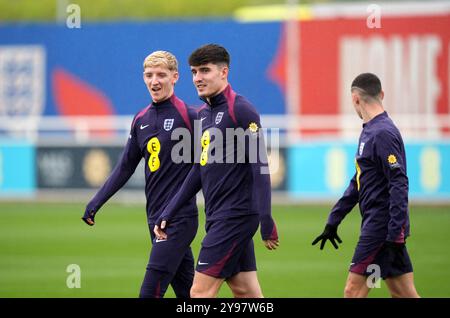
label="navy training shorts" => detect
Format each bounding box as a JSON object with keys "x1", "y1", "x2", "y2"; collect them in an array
[
  {"x1": 196, "y1": 214, "x2": 259, "y2": 279},
  {"x1": 350, "y1": 236, "x2": 413, "y2": 279}
]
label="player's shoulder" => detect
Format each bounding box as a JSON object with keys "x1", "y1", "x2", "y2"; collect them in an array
[
  {"x1": 169, "y1": 94, "x2": 189, "y2": 114},
  {"x1": 131, "y1": 104, "x2": 152, "y2": 128},
  {"x1": 234, "y1": 94, "x2": 259, "y2": 117},
  {"x1": 373, "y1": 125, "x2": 402, "y2": 145},
  {"x1": 168, "y1": 97, "x2": 198, "y2": 131},
  {"x1": 196, "y1": 103, "x2": 209, "y2": 116},
  {"x1": 233, "y1": 95, "x2": 261, "y2": 128},
  {"x1": 186, "y1": 105, "x2": 200, "y2": 120},
  {"x1": 235, "y1": 94, "x2": 255, "y2": 109}
]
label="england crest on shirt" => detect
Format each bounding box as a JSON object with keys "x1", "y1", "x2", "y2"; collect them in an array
[
  {"x1": 359, "y1": 142, "x2": 365, "y2": 156},
  {"x1": 164, "y1": 118, "x2": 174, "y2": 131},
  {"x1": 215, "y1": 112, "x2": 224, "y2": 124}
]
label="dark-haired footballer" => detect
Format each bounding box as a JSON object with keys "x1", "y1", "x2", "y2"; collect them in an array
[
  {"x1": 154, "y1": 44, "x2": 279, "y2": 298},
  {"x1": 312, "y1": 73, "x2": 420, "y2": 298},
  {"x1": 82, "y1": 51, "x2": 198, "y2": 298}
]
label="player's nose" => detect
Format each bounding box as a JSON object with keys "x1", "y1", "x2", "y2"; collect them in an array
[
  {"x1": 147, "y1": 75, "x2": 156, "y2": 84},
  {"x1": 150, "y1": 79, "x2": 160, "y2": 87},
  {"x1": 193, "y1": 72, "x2": 202, "y2": 82}
]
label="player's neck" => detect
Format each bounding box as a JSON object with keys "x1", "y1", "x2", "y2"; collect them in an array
[
  {"x1": 152, "y1": 93, "x2": 174, "y2": 105},
  {"x1": 362, "y1": 104, "x2": 384, "y2": 123},
  {"x1": 206, "y1": 81, "x2": 229, "y2": 104}
]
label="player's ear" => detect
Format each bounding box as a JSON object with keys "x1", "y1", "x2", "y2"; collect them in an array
[
  {"x1": 379, "y1": 90, "x2": 384, "y2": 101},
  {"x1": 352, "y1": 92, "x2": 359, "y2": 105},
  {"x1": 221, "y1": 66, "x2": 229, "y2": 79},
  {"x1": 172, "y1": 71, "x2": 179, "y2": 85}
]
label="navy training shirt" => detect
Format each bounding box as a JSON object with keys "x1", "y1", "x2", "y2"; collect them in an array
[
  {"x1": 159, "y1": 84, "x2": 278, "y2": 241},
  {"x1": 85, "y1": 94, "x2": 198, "y2": 224},
  {"x1": 327, "y1": 111, "x2": 410, "y2": 242}
]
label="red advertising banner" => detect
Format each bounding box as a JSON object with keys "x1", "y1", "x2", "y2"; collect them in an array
[{"x1": 270, "y1": 8, "x2": 450, "y2": 137}]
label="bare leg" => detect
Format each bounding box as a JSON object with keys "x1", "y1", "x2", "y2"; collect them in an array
[
  {"x1": 385, "y1": 272, "x2": 420, "y2": 298},
  {"x1": 226, "y1": 271, "x2": 263, "y2": 298},
  {"x1": 344, "y1": 272, "x2": 371, "y2": 298},
  {"x1": 190, "y1": 271, "x2": 225, "y2": 298}
]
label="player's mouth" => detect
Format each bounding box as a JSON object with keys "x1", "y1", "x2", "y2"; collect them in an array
[{"x1": 196, "y1": 84, "x2": 206, "y2": 89}]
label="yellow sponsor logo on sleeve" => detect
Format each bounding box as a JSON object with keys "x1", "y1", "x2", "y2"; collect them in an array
[
  {"x1": 249, "y1": 122, "x2": 259, "y2": 133},
  {"x1": 388, "y1": 154, "x2": 397, "y2": 164}
]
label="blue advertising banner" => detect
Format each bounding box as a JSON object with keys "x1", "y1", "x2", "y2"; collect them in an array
[
  {"x1": 0, "y1": 21, "x2": 284, "y2": 119},
  {"x1": 0, "y1": 141, "x2": 35, "y2": 196},
  {"x1": 288, "y1": 142, "x2": 450, "y2": 200}
]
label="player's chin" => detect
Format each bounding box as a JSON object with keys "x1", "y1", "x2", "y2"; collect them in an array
[
  {"x1": 196, "y1": 88, "x2": 208, "y2": 97},
  {"x1": 151, "y1": 93, "x2": 167, "y2": 103}
]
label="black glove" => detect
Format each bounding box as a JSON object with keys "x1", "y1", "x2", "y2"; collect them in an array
[
  {"x1": 81, "y1": 209, "x2": 97, "y2": 226},
  {"x1": 312, "y1": 224, "x2": 342, "y2": 250}
]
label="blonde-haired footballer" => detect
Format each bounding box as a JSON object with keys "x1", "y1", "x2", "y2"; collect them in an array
[{"x1": 82, "y1": 50, "x2": 198, "y2": 298}]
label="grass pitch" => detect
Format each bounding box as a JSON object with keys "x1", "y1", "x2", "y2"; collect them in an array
[{"x1": 0, "y1": 202, "x2": 449, "y2": 298}]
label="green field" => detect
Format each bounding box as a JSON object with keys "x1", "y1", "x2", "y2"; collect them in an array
[
  {"x1": 0, "y1": 0, "x2": 382, "y2": 21},
  {"x1": 0, "y1": 0, "x2": 286, "y2": 21},
  {"x1": 0, "y1": 202, "x2": 449, "y2": 298}
]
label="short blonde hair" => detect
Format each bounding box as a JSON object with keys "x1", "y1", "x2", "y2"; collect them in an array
[{"x1": 143, "y1": 50, "x2": 178, "y2": 71}]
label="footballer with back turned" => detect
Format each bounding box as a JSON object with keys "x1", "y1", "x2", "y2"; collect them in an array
[
  {"x1": 82, "y1": 51, "x2": 198, "y2": 298},
  {"x1": 312, "y1": 73, "x2": 420, "y2": 298}
]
